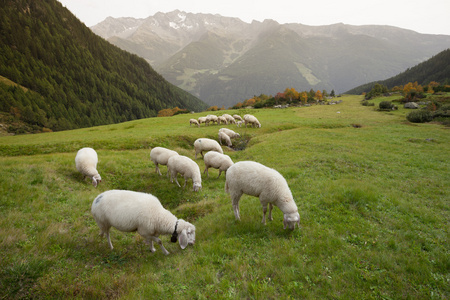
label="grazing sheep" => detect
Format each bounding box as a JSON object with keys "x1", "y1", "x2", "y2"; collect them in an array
[
  {"x1": 198, "y1": 116, "x2": 207, "y2": 126},
  {"x1": 203, "y1": 151, "x2": 234, "y2": 178},
  {"x1": 190, "y1": 119, "x2": 200, "y2": 127},
  {"x1": 225, "y1": 161, "x2": 300, "y2": 230},
  {"x1": 236, "y1": 120, "x2": 244, "y2": 127},
  {"x1": 194, "y1": 138, "x2": 223, "y2": 159},
  {"x1": 219, "y1": 128, "x2": 240, "y2": 138},
  {"x1": 218, "y1": 131, "x2": 233, "y2": 147},
  {"x1": 167, "y1": 155, "x2": 202, "y2": 192},
  {"x1": 233, "y1": 115, "x2": 243, "y2": 121},
  {"x1": 244, "y1": 114, "x2": 261, "y2": 128},
  {"x1": 217, "y1": 116, "x2": 228, "y2": 125},
  {"x1": 75, "y1": 147, "x2": 101, "y2": 187},
  {"x1": 206, "y1": 115, "x2": 218, "y2": 126},
  {"x1": 222, "y1": 114, "x2": 236, "y2": 124},
  {"x1": 150, "y1": 147, "x2": 179, "y2": 176},
  {"x1": 91, "y1": 190, "x2": 195, "y2": 255}
]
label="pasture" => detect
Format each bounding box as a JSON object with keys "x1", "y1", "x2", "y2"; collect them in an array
[{"x1": 0, "y1": 95, "x2": 448, "y2": 299}]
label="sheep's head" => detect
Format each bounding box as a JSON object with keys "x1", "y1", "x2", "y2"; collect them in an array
[
  {"x1": 193, "y1": 182, "x2": 202, "y2": 192},
  {"x1": 179, "y1": 221, "x2": 196, "y2": 249},
  {"x1": 92, "y1": 174, "x2": 102, "y2": 187},
  {"x1": 283, "y1": 212, "x2": 300, "y2": 230}
]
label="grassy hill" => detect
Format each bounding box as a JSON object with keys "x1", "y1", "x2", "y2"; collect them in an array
[
  {"x1": 346, "y1": 48, "x2": 450, "y2": 94},
  {"x1": 1, "y1": 95, "x2": 448, "y2": 298},
  {"x1": 0, "y1": 0, "x2": 206, "y2": 133}
]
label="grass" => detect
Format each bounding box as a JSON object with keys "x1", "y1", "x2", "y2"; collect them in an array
[{"x1": 0, "y1": 95, "x2": 449, "y2": 299}]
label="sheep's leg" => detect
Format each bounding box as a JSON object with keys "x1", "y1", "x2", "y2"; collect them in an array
[
  {"x1": 217, "y1": 170, "x2": 222, "y2": 178},
  {"x1": 174, "y1": 177, "x2": 181, "y2": 188},
  {"x1": 146, "y1": 239, "x2": 156, "y2": 252},
  {"x1": 155, "y1": 163, "x2": 162, "y2": 176},
  {"x1": 203, "y1": 167, "x2": 209, "y2": 177},
  {"x1": 262, "y1": 203, "x2": 268, "y2": 225},
  {"x1": 268, "y1": 203, "x2": 274, "y2": 221},
  {"x1": 231, "y1": 193, "x2": 242, "y2": 220},
  {"x1": 183, "y1": 177, "x2": 188, "y2": 189},
  {"x1": 149, "y1": 237, "x2": 170, "y2": 255},
  {"x1": 105, "y1": 230, "x2": 114, "y2": 250}
]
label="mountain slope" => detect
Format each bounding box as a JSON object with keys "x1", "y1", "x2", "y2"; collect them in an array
[
  {"x1": 0, "y1": 1, "x2": 206, "y2": 132},
  {"x1": 345, "y1": 48, "x2": 450, "y2": 94},
  {"x1": 92, "y1": 11, "x2": 450, "y2": 108}
]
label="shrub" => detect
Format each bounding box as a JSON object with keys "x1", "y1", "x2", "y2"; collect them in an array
[
  {"x1": 406, "y1": 109, "x2": 433, "y2": 123},
  {"x1": 361, "y1": 100, "x2": 374, "y2": 106},
  {"x1": 379, "y1": 101, "x2": 393, "y2": 110}
]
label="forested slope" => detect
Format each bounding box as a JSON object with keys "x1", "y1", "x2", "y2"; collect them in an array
[{"x1": 0, "y1": 0, "x2": 206, "y2": 132}]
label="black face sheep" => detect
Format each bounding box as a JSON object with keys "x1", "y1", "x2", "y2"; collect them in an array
[
  {"x1": 167, "y1": 155, "x2": 202, "y2": 192},
  {"x1": 203, "y1": 151, "x2": 234, "y2": 178},
  {"x1": 194, "y1": 138, "x2": 223, "y2": 159},
  {"x1": 75, "y1": 147, "x2": 102, "y2": 187},
  {"x1": 91, "y1": 190, "x2": 196, "y2": 255},
  {"x1": 150, "y1": 147, "x2": 179, "y2": 176},
  {"x1": 225, "y1": 161, "x2": 300, "y2": 230}
]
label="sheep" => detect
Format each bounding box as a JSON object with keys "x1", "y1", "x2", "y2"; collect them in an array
[
  {"x1": 190, "y1": 119, "x2": 200, "y2": 127},
  {"x1": 198, "y1": 116, "x2": 207, "y2": 126},
  {"x1": 217, "y1": 116, "x2": 228, "y2": 125},
  {"x1": 218, "y1": 131, "x2": 232, "y2": 147},
  {"x1": 194, "y1": 138, "x2": 223, "y2": 159},
  {"x1": 233, "y1": 114, "x2": 243, "y2": 121},
  {"x1": 236, "y1": 120, "x2": 244, "y2": 127},
  {"x1": 203, "y1": 151, "x2": 234, "y2": 178},
  {"x1": 167, "y1": 155, "x2": 202, "y2": 192},
  {"x1": 244, "y1": 114, "x2": 261, "y2": 128},
  {"x1": 91, "y1": 190, "x2": 195, "y2": 255},
  {"x1": 150, "y1": 147, "x2": 179, "y2": 176},
  {"x1": 75, "y1": 147, "x2": 102, "y2": 187},
  {"x1": 222, "y1": 114, "x2": 236, "y2": 124},
  {"x1": 225, "y1": 161, "x2": 300, "y2": 230},
  {"x1": 206, "y1": 114, "x2": 218, "y2": 126},
  {"x1": 219, "y1": 127, "x2": 240, "y2": 138}
]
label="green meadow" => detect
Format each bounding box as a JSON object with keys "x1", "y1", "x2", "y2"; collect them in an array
[{"x1": 0, "y1": 95, "x2": 448, "y2": 299}]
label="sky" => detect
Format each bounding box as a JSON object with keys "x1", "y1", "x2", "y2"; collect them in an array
[{"x1": 58, "y1": 0, "x2": 450, "y2": 36}]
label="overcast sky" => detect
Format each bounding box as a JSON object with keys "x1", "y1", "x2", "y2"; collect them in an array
[{"x1": 58, "y1": 0, "x2": 450, "y2": 36}]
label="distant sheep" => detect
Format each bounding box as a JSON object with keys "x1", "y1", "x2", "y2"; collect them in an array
[
  {"x1": 225, "y1": 161, "x2": 300, "y2": 230},
  {"x1": 217, "y1": 116, "x2": 228, "y2": 125},
  {"x1": 194, "y1": 138, "x2": 223, "y2": 159},
  {"x1": 244, "y1": 114, "x2": 261, "y2": 128},
  {"x1": 190, "y1": 119, "x2": 200, "y2": 127},
  {"x1": 75, "y1": 147, "x2": 101, "y2": 187},
  {"x1": 91, "y1": 190, "x2": 195, "y2": 255},
  {"x1": 219, "y1": 128, "x2": 240, "y2": 138},
  {"x1": 150, "y1": 147, "x2": 179, "y2": 176},
  {"x1": 222, "y1": 114, "x2": 236, "y2": 124},
  {"x1": 206, "y1": 115, "x2": 218, "y2": 126},
  {"x1": 218, "y1": 131, "x2": 232, "y2": 147},
  {"x1": 233, "y1": 115, "x2": 243, "y2": 121},
  {"x1": 203, "y1": 151, "x2": 234, "y2": 178},
  {"x1": 167, "y1": 155, "x2": 202, "y2": 192},
  {"x1": 198, "y1": 116, "x2": 207, "y2": 126},
  {"x1": 236, "y1": 120, "x2": 244, "y2": 127}
]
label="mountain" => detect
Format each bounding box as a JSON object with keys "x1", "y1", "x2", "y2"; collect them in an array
[
  {"x1": 345, "y1": 48, "x2": 450, "y2": 94},
  {"x1": 0, "y1": 1, "x2": 206, "y2": 133},
  {"x1": 91, "y1": 10, "x2": 450, "y2": 108}
]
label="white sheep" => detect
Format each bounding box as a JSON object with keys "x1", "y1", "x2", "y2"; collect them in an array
[
  {"x1": 217, "y1": 116, "x2": 228, "y2": 125},
  {"x1": 190, "y1": 119, "x2": 200, "y2": 127},
  {"x1": 222, "y1": 114, "x2": 236, "y2": 124},
  {"x1": 218, "y1": 131, "x2": 233, "y2": 147},
  {"x1": 206, "y1": 114, "x2": 218, "y2": 126},
  {"x1": 233, "y1": 114, "x2": 243, "y2": 122},
  {"x1": 203, "y1": 151, "x2": 234, "y2": 178},
  {"x1": 219, "y1": 127, "x2": 240, "y2": 138},
  {"x1": 150, "y1": 147, "x2": 179, "y2": 176},
  {"x1": 167, "y1": 155, "x2": 202, "y2": 192},
  {"x1": 194, "y1": 138, "x2": 223, "y2": 159},
  {"x1": 91, "y1": 190, "x2": 196, "y2": 255},
  {"x1": 225, "y1": 161, "x2": 300, "y2": 230},
  {"x1": 236, "y1": 120, "x2": 244, "y2": 127},
  {"x1": 198, "y1": 116, "x2": 207, "y2": 126},
  {"x1": 244, "y1": 114, "x2": 261, "y2": 128},
  {"x1": 75, "y1": 147, "x2": 101, "y2": 187}
]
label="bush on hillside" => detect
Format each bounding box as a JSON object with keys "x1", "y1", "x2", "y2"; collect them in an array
[
  {"x1": 379, "y1": 101, "x2": 394, "y2": 110},
  {"x1": 406, "y1": 109, "x2": 433, "y2": 123}
]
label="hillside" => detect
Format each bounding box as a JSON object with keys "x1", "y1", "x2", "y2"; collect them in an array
[
  {"x1": 91, "y1": 10, "x2": 450, "y2": 107},
  {"x1": 345, "y1": 48, "x2": 450, "y2": 94},
  {"x1": 0, "y1": 1, "x2": 207, "y2": 133}
]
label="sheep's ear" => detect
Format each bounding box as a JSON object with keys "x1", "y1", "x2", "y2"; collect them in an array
[{"x1": 179, "y1": 229, "x2": 188, "y2": 249}]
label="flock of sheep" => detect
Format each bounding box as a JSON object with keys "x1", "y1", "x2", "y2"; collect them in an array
[
  {"x1": 74, "y1": 114, "x2": 299, "y2": 255},
  {"x1": 190, "y1": 113, "x2": 261, "y2": 128}
]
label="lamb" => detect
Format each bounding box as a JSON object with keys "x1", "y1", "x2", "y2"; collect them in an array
[
  {"x1": 190, "y1": 119, "x2": 200, "y2": 127},
  {"x1": 91, "y1": 190, "x2": 195, "y2": 255},
  {"x1": 217, "y1": 116, "x2": 228, "y2": 125},
  {"x1": 167, "y1": 155, "x2": 202, "y2": 192},
  {"x1": 236, "y1": 120, "x2": 244, "y2": 127},
  {"x1": 150, "y1": 147, "x2": 179, "y2": 176},
  {"x1": 225, "y1": 161, "x2": 300, "y2": 230},
  {"x1": 218, "y1": 131, "x2": 233, "y2": 147},
  {"x1": 244, "y1": 114, "x2": 261, "y2": 128},
  {"x1": 219, "y1": 127, "x2": 240, "y2": 138},
  {"x1": 233, "y1": 114, "x2": 243, "y2": 122},
  {"x1": 203, "y1": 151, "x2": 234, "y2": 178},
  {"x1": 75, "y1": 147, "x2": 102, "y2": 187},
  {"x1": 193, "y1": 138, "x2": 223, "y2": 159},
  {"x1": 198, "y1": 116, "x2": 207, "y2": 126}
]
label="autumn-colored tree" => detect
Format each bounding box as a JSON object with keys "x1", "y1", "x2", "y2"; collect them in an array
[
  {"x1": 300, "y1": 92, "x2": 308, "y2": 104},
  {"x1": 284, "y1": 87, "x2": 299, "y2": 101},
  {"x1": 245, "y1": 98, "x2": 256, "y2": 106},
  {"x1": 315, "y1": 90, "x2": 323, "y2": 101},
  {"x1": 207, "y1": 106, "x2": 219, "y2": 111},
  {"x1": 157, "y1": 106, "x2": 185, "y2": 117}
]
